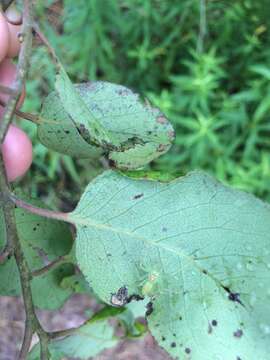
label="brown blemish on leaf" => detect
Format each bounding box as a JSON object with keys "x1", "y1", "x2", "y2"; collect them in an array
[
  {"x1": 157, "y1": 115, "x2": 168, "y2": 124},
  {"x1": 157, "y1": 144, "x2": 167, "y2": 152},
  {"x1": 208, "y1": 323, "x2": 213, "y2": 334},
  {"x1": 168, "y1": 130, "x2": 175, "y2": 139},
  {"x1": 117, "y1": 89, "x2": 130, "y2": 96},
  {"x1": 233, "y1": 329, "x2": 243, "y2": 338}
]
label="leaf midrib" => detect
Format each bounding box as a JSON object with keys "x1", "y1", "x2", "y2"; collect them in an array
[{"x1": 69, "y1": 212, "x2": 224, "y2": 290}]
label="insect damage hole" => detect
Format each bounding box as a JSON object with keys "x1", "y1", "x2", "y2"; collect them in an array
[
  {"x1": 110, "y1": 286, "x2": 144, "y2": 307},
  {"x1": 110, "y1": 286, "x2": 129, "y2": 307}
]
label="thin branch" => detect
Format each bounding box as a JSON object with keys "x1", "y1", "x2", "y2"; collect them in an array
[
  {"x1": 38, "y1": 331, "x2": 50, "y2": 360},
  {"x1": 0, "y1": 0, "x2": 33, "y2": 143},
  {"x1": 33, "y1": 22, "x2": 58, "y2": 65},
  {"x1": 49, "y1": 317, "x2": 91, "y2": 340},
  {"x1": 0, "y1": 1, "x2": 52, "y2": 359},
  {"x1": 49, "y1": 326, "x2": 79, "y2": 340},
  {"x1": 0, "y1": 156, "x2": 15, "y2": 261},
  {"x1": 32, "y1": 255, "x2": 70, "y2": 277}
]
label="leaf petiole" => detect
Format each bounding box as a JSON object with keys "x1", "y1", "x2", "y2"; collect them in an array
[{"x1": 9, "y1": 193, "x2": 71, "y2": 223}]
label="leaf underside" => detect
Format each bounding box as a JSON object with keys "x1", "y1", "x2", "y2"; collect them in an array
[
  {"x1": 38, "y1": 66, "x2": 174, "y2": 169},
  {"x1": 70, "y1": 170, "x2": 270, "y2": 359}
]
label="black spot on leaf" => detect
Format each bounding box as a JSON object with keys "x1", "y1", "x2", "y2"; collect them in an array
[
  {"x1": 171, "y1": 342, "x2": 176, "y2": 348},
  {"x1": 145, "y1": 301, "x2": 154, "y2": 317},
  {"x1": 223, "y1": 286, "x2": 244, "y2": 307},
  {"x1": 211, "y1": 319, "x2": 218, "y2": 326},
  {"x1": 185, "y1": 348, "x2": 191, "y2": 354},
  {"x1": 133, "y1": 193, "x2": 144, "y2": 200},
  {"x1": 128, "y1": 294, "x2": 144, "y2": 302}
]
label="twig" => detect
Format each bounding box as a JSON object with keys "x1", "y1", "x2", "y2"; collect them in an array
[
  {"x1": 0, "y1": 1, "x2": 52, "y2": 359},
  {"x1": 49, "y1": 326, "x2": 80, "y2": 339},
  {"x1": 33, "y1": 22, "x2": 58, "y2": 64},
  {"x1": 0, "y1": 156, "x2": 15, "y2": 261},
  {"x1": 38, "y1": 331, "x2": 50, "y2": 360},
  {"x1": 0, "y1": 1, "x2": 33, "y2": 143},
  {"x1": 32, "y1": 255, "x2": 70, "y2": 277}
]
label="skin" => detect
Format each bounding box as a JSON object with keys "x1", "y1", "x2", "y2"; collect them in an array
[
  {"x1": 0, "y1": 7, "x2": 32, "y2": 182},
  {"x1": 0, "y1": 12, "x2": 10, "y2": 63},
  {"x1": 0, "y1": 59, "x2": 25, "y2": 107},
  {"x1": 4, "y1": 5, "x2": 22, "y2": 25},
  {"x1": 1, "y1": 123, "x2": 33, "y2": 182},
  {"x1": 6, "y1": 22, "x2": 22, "y2": 58}
]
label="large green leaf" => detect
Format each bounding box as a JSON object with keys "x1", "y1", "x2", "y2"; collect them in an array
[
  {"x1": 38, "y1": 66, "x2": 174, "y2": 169},
  {"x1": 0, "y1": 199, "x2": 74, "y2": 309},
  {"x1": 68, "y1": 170, "x2": 270, "y2": 359}
]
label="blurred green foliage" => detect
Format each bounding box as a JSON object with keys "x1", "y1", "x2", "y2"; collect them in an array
[{"x1": 20, "y1": 0, "x2": 270, "y2": 203}]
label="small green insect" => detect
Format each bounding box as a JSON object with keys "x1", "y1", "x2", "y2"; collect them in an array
[{"x1": 141, "y1": 270, "x2": 160, "y2": 297}]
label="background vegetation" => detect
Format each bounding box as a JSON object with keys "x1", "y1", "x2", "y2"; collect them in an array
[{"x1": 19, "y1": 0, "x2": 270, "y2": 206}]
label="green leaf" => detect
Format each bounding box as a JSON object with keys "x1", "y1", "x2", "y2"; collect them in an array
[
  {"x1": 55, "y1": 64, "x2": 111, "y2": 145},
  {"x1": 31, "y1": 263, "x2": 75, "y2": 310},
  {"x1": 0, "y1": 199, "x2": 75, "y2": 309},
  {"x1": 69, "y1": 170, "x2": 270, "y2": 359},
  {"x1": 28, "y1": 316, "x2": 119, "y2": 360},
  {"x1": 38, "y1": 67, "x2": 174, "y2": 169},
  {"x1": 14, "y1": 196, "x2": 73, "y2": 270}
]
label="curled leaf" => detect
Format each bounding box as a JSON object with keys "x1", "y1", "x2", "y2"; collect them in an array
[{"x1": 38, "y1": 65, "x2": 174, "y2": 169}]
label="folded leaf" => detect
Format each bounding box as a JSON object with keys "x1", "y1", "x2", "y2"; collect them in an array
[{"x1": 38, "y1": 65, "x2": 174, "y2": 169}]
